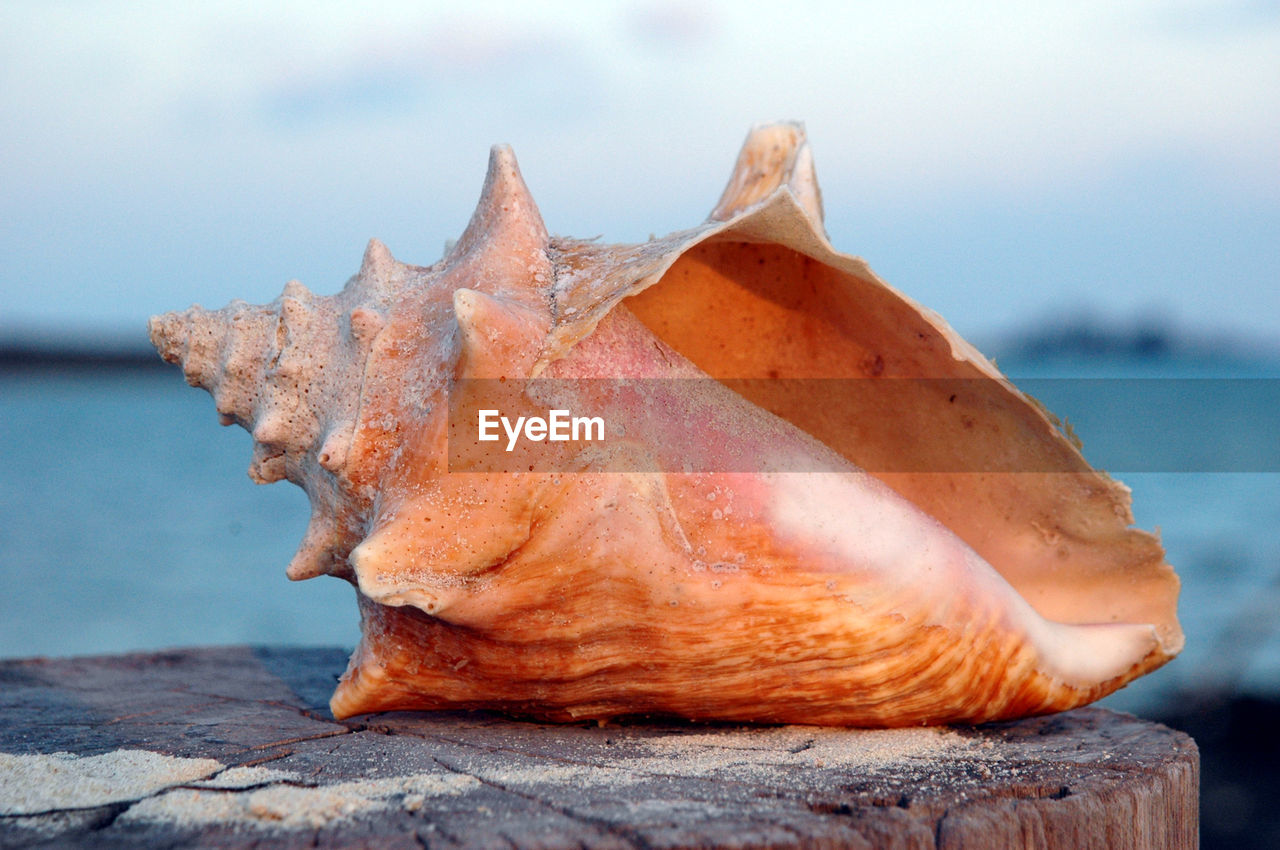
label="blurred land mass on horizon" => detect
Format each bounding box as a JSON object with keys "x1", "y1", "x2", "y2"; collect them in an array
[{"x1": 4, "y1": 312, "x2": 1278, "y2": 370}]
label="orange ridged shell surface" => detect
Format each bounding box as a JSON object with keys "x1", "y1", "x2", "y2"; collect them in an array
[{"x1": 150, "y1": 123, "x2": 1182, "y2": 725}]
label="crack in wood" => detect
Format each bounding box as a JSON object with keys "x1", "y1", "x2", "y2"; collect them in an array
[
  {"x1": 248, "y1": 729, "x2": 351, "y2": 751},
  {"x1": 0, "y1": 801, "x2": 126, "y2": 823},
  {"x1": 230, "y1": 749, "x2": 297, "y2": 769},
  {"x1": 103, "y1": 700, "x2": 235, "y2": 725},
  {"x1": 85, "y1": 801, "x2": 132, "y2": 833}
]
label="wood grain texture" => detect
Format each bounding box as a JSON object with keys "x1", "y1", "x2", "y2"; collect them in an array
[{"x1": 0, "y1": 646, "x2": 1197, "y2": 849}]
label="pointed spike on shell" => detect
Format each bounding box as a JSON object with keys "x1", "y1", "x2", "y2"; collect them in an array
[
  {"x1": 281, "y1": 279, "x2": 313, "y2": 302},
  {"x1": 286, "y1": 512, "x2": 340, "y2": 581},
  {"x1": 445, "y1": 144, "x2": 549, "y2": 266},
  {"x1": 358, "y1": 238, "x2": 398, "y2": 291},
  {"x1": 453, "y1": 287, "x2": 489, "y2": 325},
  {"x1": 439, "y1": 147, "x2": 554, "y2": 314},
  {"x1": 453, "y1": 288, "x2": 548, "y2": 379},
  {"x1": 710, "y1": 121, "x2": 825, "y2": 226}
]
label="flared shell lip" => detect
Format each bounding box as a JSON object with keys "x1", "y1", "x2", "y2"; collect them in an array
[{"x1": 539, "y1": 179, "x2": 1025, "y2": 438}]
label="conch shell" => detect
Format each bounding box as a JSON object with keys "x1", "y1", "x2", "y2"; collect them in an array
[{"x1": 150, "y1": 123, "x2": 1182, "y2": 726}]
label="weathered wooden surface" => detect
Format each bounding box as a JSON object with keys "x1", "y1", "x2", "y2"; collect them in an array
[{"x1": 0, "y1": 646, "x2": 1197, "y2": 849}]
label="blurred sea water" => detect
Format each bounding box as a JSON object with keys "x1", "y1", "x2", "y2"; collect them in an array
[
  {"x1": 1, "y1": 367, "x2": 359, "y2": 658},
  {"x1": 2, "y1": 351, "x2": 1278, "y2": 717}
]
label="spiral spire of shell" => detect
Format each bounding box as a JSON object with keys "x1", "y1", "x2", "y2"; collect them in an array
[
  {"x1": 148, "y1": 237, "x2": 410, "y2": 580},
  {"x1": 145, "y1": 143, "x2": 551, "y2": 583}
]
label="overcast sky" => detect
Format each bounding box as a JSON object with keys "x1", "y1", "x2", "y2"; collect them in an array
[{"x1": 2, "y1": 0, "x2": 1277, "y2": 345}]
